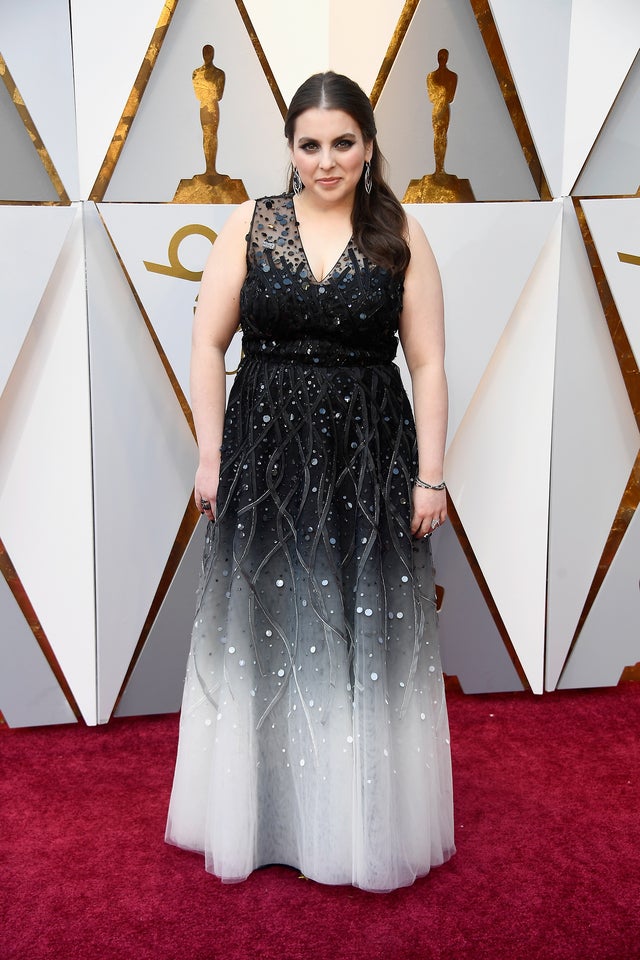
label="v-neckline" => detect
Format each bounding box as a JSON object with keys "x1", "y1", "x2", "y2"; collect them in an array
[{"x1": 292, "y1": 201, "x2": 352, "y2": 284}]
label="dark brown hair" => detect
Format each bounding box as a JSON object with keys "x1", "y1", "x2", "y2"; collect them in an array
[{"x1": 284, "y1": 72, "x2": 410, "y2": 274}]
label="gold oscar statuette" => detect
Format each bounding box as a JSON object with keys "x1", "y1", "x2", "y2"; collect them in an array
[
  {"x1": 174, "y1": 44, "x2": 249, "y2": 203},
  {"x1": 403, "y1": 49, "x2": 475, "y2": 203}
]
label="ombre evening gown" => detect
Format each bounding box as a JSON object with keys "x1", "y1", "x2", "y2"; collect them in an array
[{"x1": 165, "y1": 194, "x2": 455, "y2": 892}]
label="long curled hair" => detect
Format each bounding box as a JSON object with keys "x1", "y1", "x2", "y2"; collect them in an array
[{"x1": 284, "y1": 72, "x2": 410, "y2": 274}]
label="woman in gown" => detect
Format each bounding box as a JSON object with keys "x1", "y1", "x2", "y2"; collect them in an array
[{"x1": 166, "y1": 72, "x2": 455, "y2": 893}]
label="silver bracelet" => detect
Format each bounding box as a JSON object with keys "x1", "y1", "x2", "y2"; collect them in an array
[{"x1": 414, "y1": 477, "x2": 446, "y2": 491}]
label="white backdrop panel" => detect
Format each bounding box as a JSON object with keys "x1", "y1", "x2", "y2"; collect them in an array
[
  {"x1": 329, "y1": 0, "x2": 408, "y2": 97},
  {"x1": 0, "y1": 206, "x2": 74, "y2": 397},
  {"x1": 0, "y1": 0, "x2": 79, "y2": 197},
  {"x1": 243, "y1": 0, "x2": 330, "y2": 106},
  {"x1": 115, "y1": 516, "x2": 206, "y2": 718},
  {"x1": 432, "y1": 521, "x2": 523, "y2": 694},
  {"x1": 573, "y1": 52, "x2": 640, "y2": 198},
  {"x1": 104, "y1": 0, "x2": 288, "y2": 202},
  {"x1": 85, "y1": 204, "x2": 198, "y2": 723},
  {"x1": 559, "y1": 504, "x2": 640, "y2": 689},
  {"x1": 489, "y1": 0, "x2": 571, "y2": 198},
  {"x1": 0, "y1": 573, "x2": 76, "y2": 728},
  {"x1": 70, "y1": 0, "x2": 168, "y2": 198},
  {"x1": 375, "y1": 0, "x2": 538, "y2": 202},
  {"x1": 98, "y1": 203, "x2": 242, "y2": 401},
  {"x1": 406, "y1": 202, "x2": 561, "y2": 445},
  {"x1": 0, "y1": 206, "x2": 96, "y2": 722},
  {"x1": 445, "y1": 207, "x2": 563, "y2": 693},
  {"x1": 562, "y1": 0, "x2": 640, "y2": 195},
  {"x1": 546, "y1": 199, "x2": 640, "y2": 689},
  {"x1": 0, "y1": 71, "x2": 58, "y2": 202}
]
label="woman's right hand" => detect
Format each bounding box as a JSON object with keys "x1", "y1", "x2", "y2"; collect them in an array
[{"x1": 194, "y1": 460, "x2": 220, "y2": 521}]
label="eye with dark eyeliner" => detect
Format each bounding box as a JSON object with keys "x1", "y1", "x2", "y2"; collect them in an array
[{"x1": 298, "y1": 138, "x2": 356, "y2": 152}]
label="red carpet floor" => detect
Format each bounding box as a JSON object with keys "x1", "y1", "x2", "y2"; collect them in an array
[{"x1": 1, "y1": 684, "x2": 639, "y2": 960}]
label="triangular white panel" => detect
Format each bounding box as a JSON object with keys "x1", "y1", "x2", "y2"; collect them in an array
[
  {"x1": 329, "y1": 0, "x2": 409, "y2": 96},
  {"x1": 0, "y1": 72, "x2": 58, "y2": 202},
  {"x1": 245, "y1": 0, "x2": 409, "y2": 103},
  {"x1": 546, "y1": 199, "x2": 639, "y2": 690},
  {"x1": 0, "y1": 206, "x2": 96, "y2": 723},
  {"x1": 244, "y1": 0, "x2": 330, "y2": 106},
  {"x1": 98, "y1": 203, "x2": 242, "y2": 401},
  {"x1": 581, "y1": 198, "x2": 640, "y2": 368},
  {"x1": 375, "y1": 0, "x2": 539, "y2": 202},
  {"x1": 559, "y1": 502, "x2": 640, "y2": 689},
  {"x1": 115, "y1": 516, "x2": 206, "y2": 718},
  {"x1": 104, "y1": 0, "x2": 286, "y2": 202},
  {"x1": 432, "y1": 520, "x2": 523, "y2": 694},
  {"x1": 84, "y1": 204, "x2": 198, "y2": 723},
  {"x1": 573, "y1": 52, "x2": 640, "y2": 197},
  {"x1": 406, "y1": 202, "x2": 561, "y2": 443},
  {"x1": 0, "y1": 573, "x2": 76, "y2": 728},
  {"x1": 70, "y1": 0, "x2": 167, "y2": 198},
  {"x1": 489, "y1": 0, "x2": 572, "y2": 198},
  {"x1": 445, "y1": 206, "x2": 563, "y2": 693},
  {"x1": 563, "y1": 1, "x2": 640, "y2": 195},
  {"x1": 0, "y1": 0, "x2": 79, "y2": 198},
  {"x1": 0, "y1": 206, "x2": 74, "y2": 397}
]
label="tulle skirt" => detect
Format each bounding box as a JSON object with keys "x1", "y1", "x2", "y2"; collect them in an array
[{"x1": 165, "y1": 359, "x2": 455, "y2": 892}]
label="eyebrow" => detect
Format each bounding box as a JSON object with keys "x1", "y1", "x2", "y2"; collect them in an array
[{"x1": 296, "y1": 132, "x2": 358, "y2": 144}]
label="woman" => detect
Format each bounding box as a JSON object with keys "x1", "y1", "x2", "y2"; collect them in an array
[{"x1": 166, "y1": 72, "x2": 455, "y2": 892}]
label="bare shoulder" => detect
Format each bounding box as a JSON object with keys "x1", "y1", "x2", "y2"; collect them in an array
[
  {"x1": 217, "y1": 198, "x2": 255, "y2": 243},
  {"x1": 405, "y1": 212, "x2": 435, "y2": 255},
  {"x1": 404, "y1": 212, "x2": 440, "y2": 278},
  {"x1": 202, "y1": 199, "x2": 255, "y2": 272}
]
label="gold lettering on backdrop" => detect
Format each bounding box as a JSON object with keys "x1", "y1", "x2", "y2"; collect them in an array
[
  {"x1": 174, "y1": 45, "x2": 249, "y2": 204},
  {"x1": 618, "y1": 252, "x2": 640, "y2": 267},
  {"x1": 403, "y1": 50, "x2": 475, "y2": 203},
  {"x1": 143, "y1": 224, "x2": 241, "y2": 375},
  {"x1": 144, "y1": 224, "x2": 217, "y2": 281}
]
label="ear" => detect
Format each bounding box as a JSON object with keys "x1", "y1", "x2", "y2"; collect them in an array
[{"x1": 364, "y1": 141, "x2": 373, "y2": 163}]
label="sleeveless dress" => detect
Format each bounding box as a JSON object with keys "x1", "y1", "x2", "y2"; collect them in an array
[{"x1": 165, "y1": 194, "x2": 455, "y2": 892}]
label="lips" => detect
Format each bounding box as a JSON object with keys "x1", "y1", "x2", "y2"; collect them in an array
[{"x1": 317, "y1": 177, "x2": 340, "y2": 186}]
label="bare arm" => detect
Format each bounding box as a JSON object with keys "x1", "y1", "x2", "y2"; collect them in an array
[
  {"x1": 191, "y1": 199, "x2": 254, "y2": 518},
  {"x1": 398, "y1": 213, "x2": 448, "y2": 539}
]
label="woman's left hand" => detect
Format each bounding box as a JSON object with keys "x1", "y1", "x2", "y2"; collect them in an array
[{"x1": 411, "y1": 486, "x2": 447, "y2": 539}]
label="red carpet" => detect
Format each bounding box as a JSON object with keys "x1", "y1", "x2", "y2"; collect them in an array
[{"x1": 2, "y1": 684, "x2": 639, "y2": 960}]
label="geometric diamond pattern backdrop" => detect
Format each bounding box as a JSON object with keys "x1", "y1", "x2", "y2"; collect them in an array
[{"x1": 1, "y1": 0, "x2": 639, "y2": 725}]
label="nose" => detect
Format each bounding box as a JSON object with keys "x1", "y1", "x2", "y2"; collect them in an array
[{"x1": 318, "y1": 148, "x2": 335, "y2": 170}]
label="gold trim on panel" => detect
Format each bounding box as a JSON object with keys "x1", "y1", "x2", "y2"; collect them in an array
[
  {"x1": 370, "y1": 0, "x2": 421, "y2": 108},
  {"x1": 620, "y1": 662, "x2": 640, "y2": 682},
  {"x1": 234, "y1": 0, "x2": 287, "y2": 119},
  {"x1": 468, "y1": 0, "x2": 551, "y2": 200},
  {"x1": 446, "y1": 497, "x2": 531, "y2": 692},
  {"x1": 0, "y1": 538, "x2": 82, "y2": 721},
  {"x1": 0, "y1": 52, "x2": 70, "y2": 205},
  {"x1": 110, "y1": 497, "x2": 201, "y2": 718},
  {"x1": 557, "y1": 200, "x2": 640, "y2": 684},
  {"x1": 89, "y1": 0, "x2": 180, "y2": 202},
  {"x1": 97, "y1": 207, "x2": 196, "y2": 439},
  {"x1": 574, "y1": 200, "x2": 640, "y2": 423}
]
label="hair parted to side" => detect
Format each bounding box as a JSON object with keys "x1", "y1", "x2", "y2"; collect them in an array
[{"x1": 285, "y1": 72, "x2": 410, "y2": 274}]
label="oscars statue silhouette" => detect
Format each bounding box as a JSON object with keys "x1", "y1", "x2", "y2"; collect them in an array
[
  {"x1": 404, "y1": 50, "x2": 475, "y2": 203},
  {"x1": 174, "y1": 45, "x2": 248, "y2": 203}
]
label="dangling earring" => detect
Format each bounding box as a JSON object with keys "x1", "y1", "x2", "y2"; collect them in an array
[
  {"x1": 364, "y1": 161, "x2": 372, "y2": 195},
  {"x1": 292, "y1": 167, "x2": 303, "y2": 196}
]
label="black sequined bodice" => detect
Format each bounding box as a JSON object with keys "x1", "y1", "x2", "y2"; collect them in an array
[{"x1": 239, "y1": 194, "x2": 404, "y2": 366}]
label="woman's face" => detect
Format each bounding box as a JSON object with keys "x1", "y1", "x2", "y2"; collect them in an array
[{"x1": 290, "y1": 107, "x2": 373, "y2": 206}]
